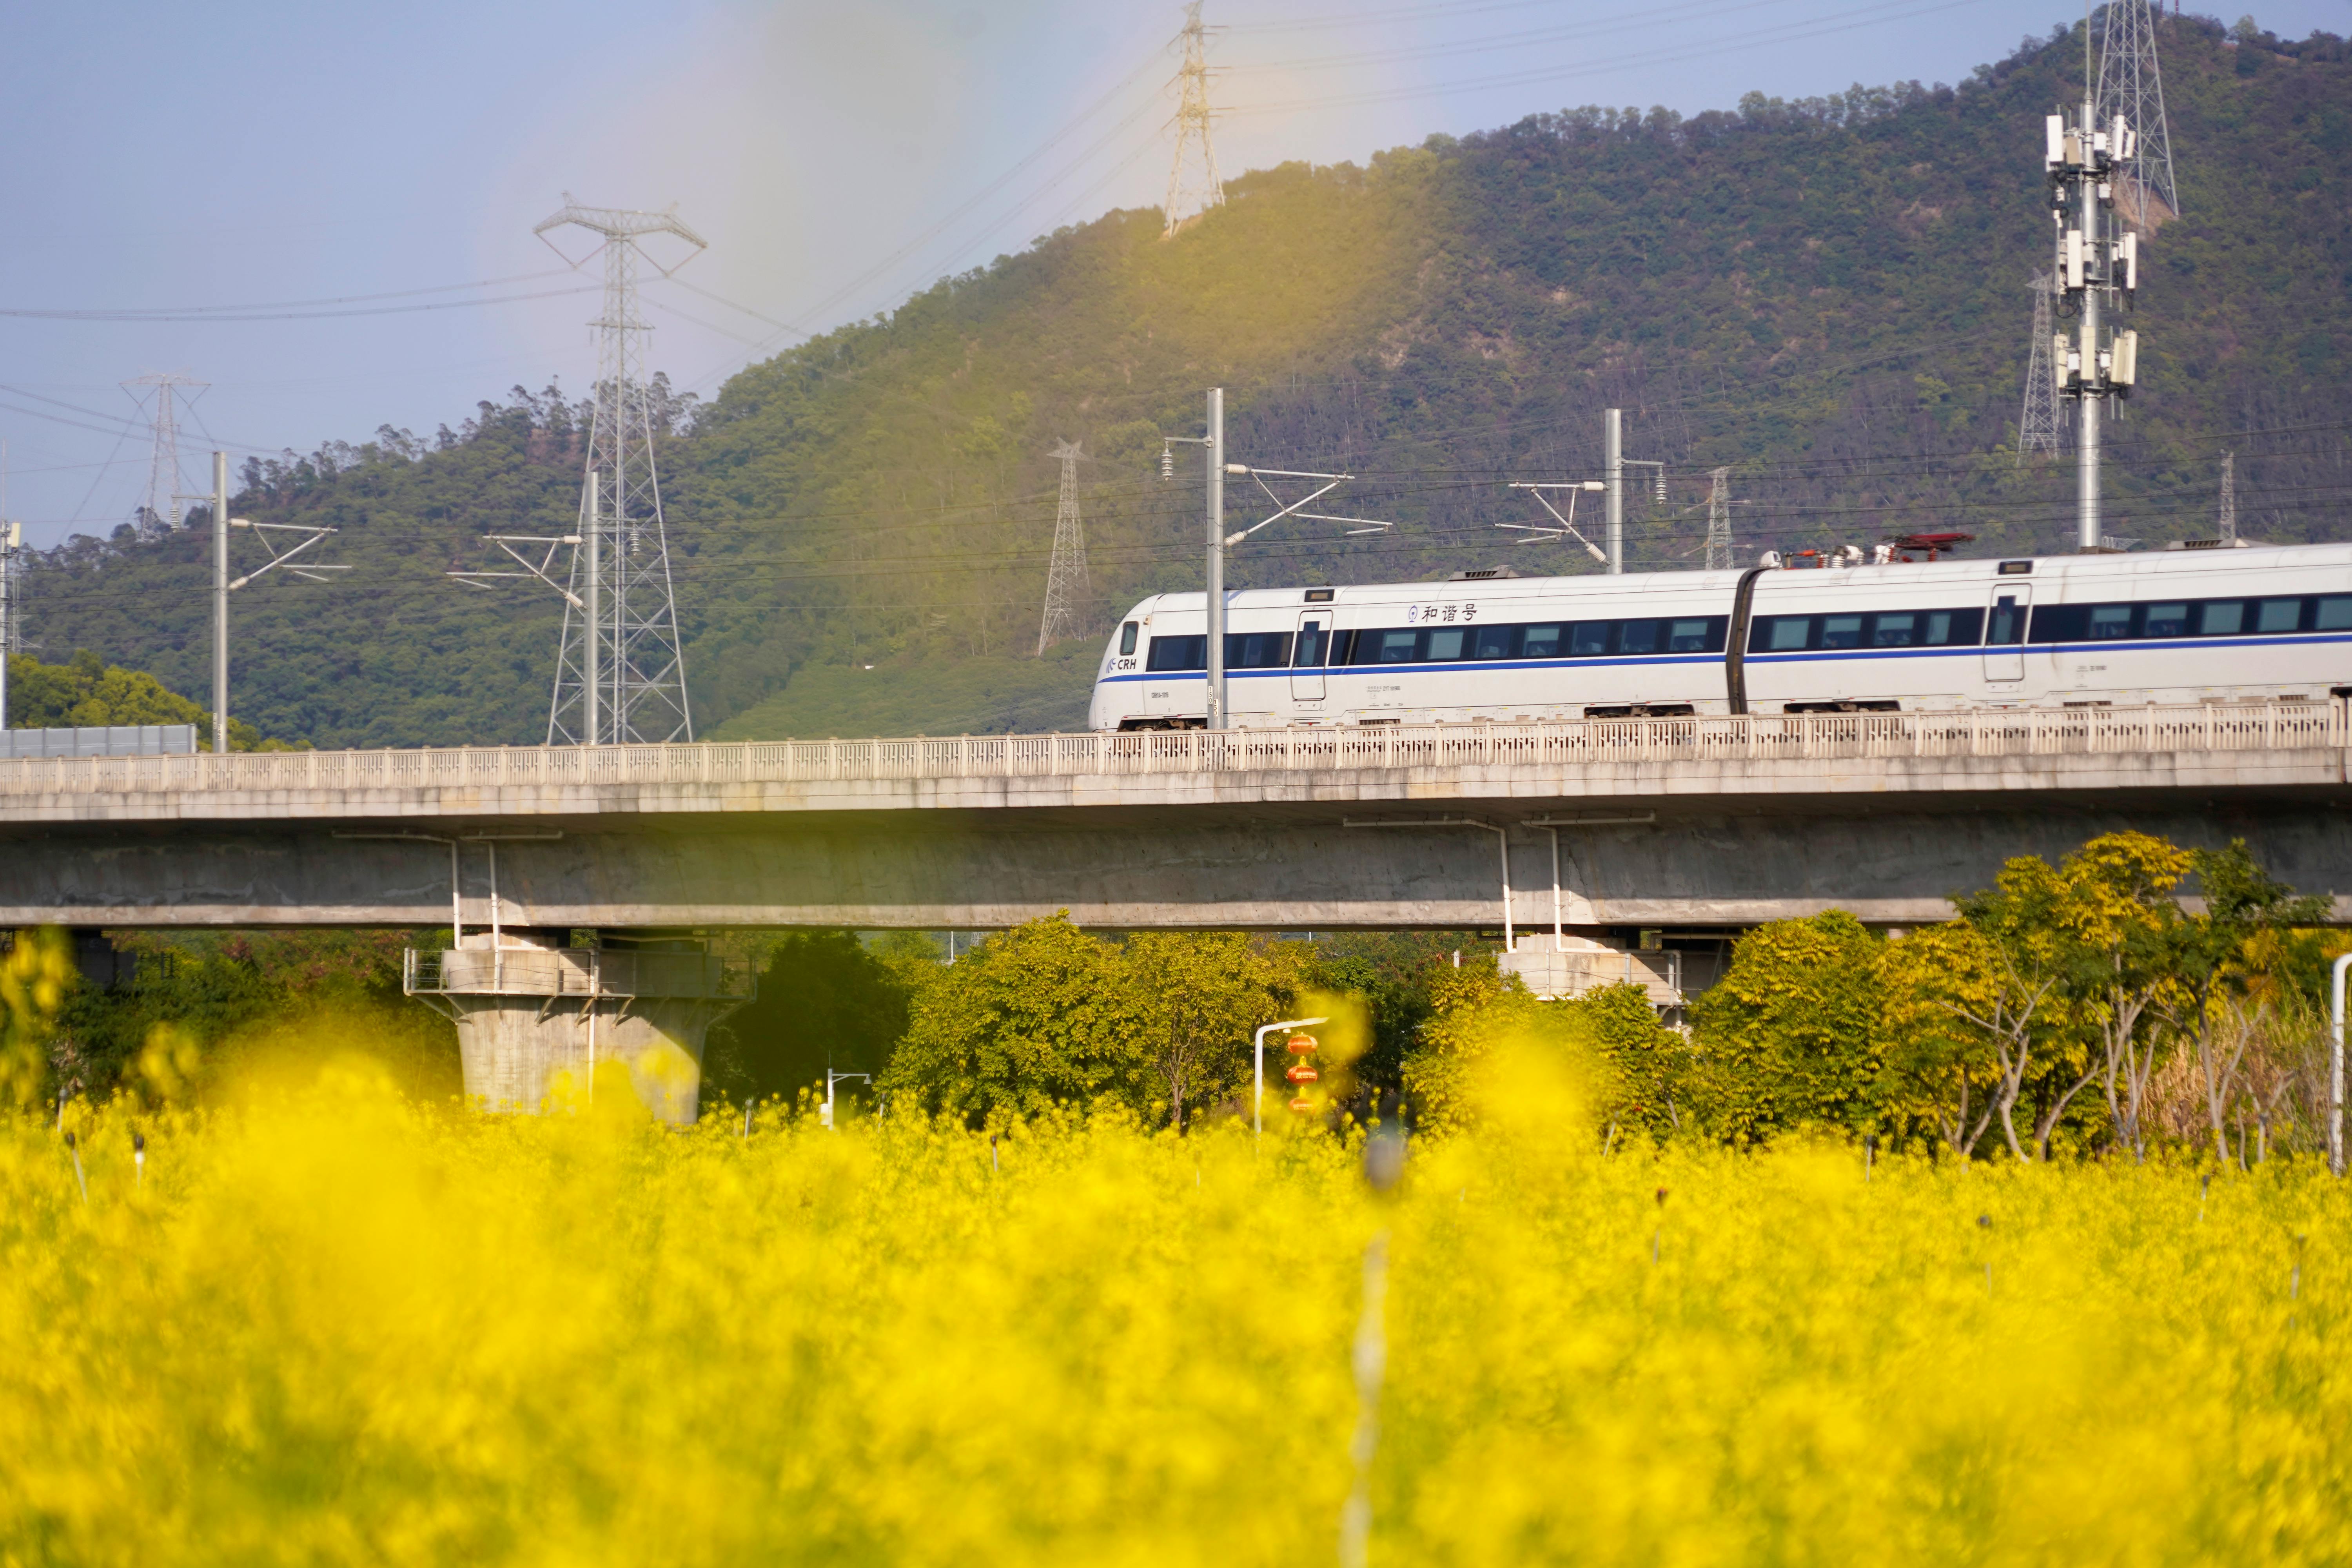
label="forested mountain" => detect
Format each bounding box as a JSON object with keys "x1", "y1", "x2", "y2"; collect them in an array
[{"x1": 19, "y1": 13, "x2": 2350, "y2": 748}]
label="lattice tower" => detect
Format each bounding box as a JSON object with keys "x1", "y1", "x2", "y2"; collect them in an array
[
  {"x1": 2218, "y1": 450, "x2": 2236, "y2": 543},
  {"x1": 1037, "y1": 439, "x2": 1092, "y2": 654},
  {"x1": 1704, "y1": 468, "x2": 1733, "y2": 571},
  {"x1": 124, "y1": 371, "x2": 205, "y2": 539},
  {"x1": 534, "y1": 195, "x2": 706, "y2": 745},
  {"x1": 2018, "y1": 271, "x2": 2065, "y2": 460},
  {"x1": 2096, "y1": 0, "x2": 2179, "y2": 227},
  {"x1": 1163, "y1": 3, "x2": 1226, "y2": 238}
]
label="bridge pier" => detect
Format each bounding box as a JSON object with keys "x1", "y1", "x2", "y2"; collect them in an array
[{"x1": 405, "y1": 931, "x2": 746, "y2": 1124}]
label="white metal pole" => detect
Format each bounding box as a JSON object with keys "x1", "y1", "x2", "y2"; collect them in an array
[
  {"x1": 0, "y1": 521, "x2": 13, "y2": 732},
  {"x1": 1604, "y1": 408, "x2": 1624, "y2": 575},
  {"x1": 2331, "y1": 952, "x2": 2349, "y2": 1178},
  {"x1": 2078, "y1": 98, "x2": 2102, "y2": 554},
  {"x1": 1206, "y1": 387, "x2": 1226, "y2": 730},
  {"x1": 585, "y1": 470, "x2": 601, "y2": 747},
  {"x1": 212, "y1": 452, "x2": 229, "y2": 753}
]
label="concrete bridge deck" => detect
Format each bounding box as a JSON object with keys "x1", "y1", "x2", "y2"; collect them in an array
[{"x1": 2, "y1": 704, "x2": 2346, "y2": 930}]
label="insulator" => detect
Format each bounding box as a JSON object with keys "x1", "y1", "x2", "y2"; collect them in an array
[
  {"x1": 1159, "y1": 444, "x2": 1174, "y2": 482},
  {"x1": 1287, "y1": 1064, "x2": 1319, "y2": 1085}
]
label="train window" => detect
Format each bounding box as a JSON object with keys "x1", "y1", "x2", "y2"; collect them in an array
[
  {"x1": 1329, "y1": 629, "x2": 1359, "y2": 664},
  {"x1": 2256, "y1": 598, "x2": 2302, "y2": 634},
  {"x1": 1668, "y1": 619, "x2": 1712, "y2": 653},
  {"x1": 2199, "y1": 602, "x2": 2244, "y2": 636},
  {"x1": 2089, "y1": 605, "x2": 2135, "y2": 640},
  {"x1": 1619, "y1": 620, "x2": 1661, "y2": 655},
  {"x1": 2318, "y1": 597, "x2": 2352, "y2": 631},
  {"x1": 1988, "y1": 598, "x2": 2025, "y2": 646},
  {"x1": 1472, "y1": 624, "x2": 1518, "y2": 660},
  {"x1": 1924, "y1": 612, "x2": 1954, "y2": 644},
  {"x1": 1294, "y1": 622, "x2": 1327, "y2": 667},
  {"x1": 1372, "y1": 630, "x2": 1419, "y2": 663},
  {"x1": 1760, "y1": 617, "x2": 1811, "y2": 651},
  {"x1": 2143, "y1": 603, "x2": 2190, "y2": 637},
  {"x1": 1570, "y1": 622, "x2": 1612, "y2": 656},
  {"x1": 1820, "y1": 615, "x2": 1864, "y2": 650},
  {"x1": 1146, "y1": 634, "x2": 1206, "y2": 672},
  {"x1": 1225, "y1": 632, "x2": 1293, "y2": 669},
  {"x1": 1425, "y1": 628, "x2": 1467, "y2": 661},
  {"x1": 1120, "y1": 622, "x2": 1139, "y2": 656},
  {"x1": 1872, "y1": 613, "x2": 1917, "y2": 646},
  {"x1": 1522, "y1": 625, "x2": 1563, "y2": 657}
]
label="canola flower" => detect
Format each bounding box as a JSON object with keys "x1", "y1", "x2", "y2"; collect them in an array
[{"x1": 1, "y1": 1054, "x2": 2348, "y2": 1567}]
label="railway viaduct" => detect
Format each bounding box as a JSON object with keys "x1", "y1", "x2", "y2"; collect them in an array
[{"x1": 5, "y1": 703, "x2": 2346, "y2": 1119}]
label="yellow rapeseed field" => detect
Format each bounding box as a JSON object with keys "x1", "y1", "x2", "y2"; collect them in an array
[{"x1": 2, "y1": 1051, "x2": 2347, "y2": 1567}]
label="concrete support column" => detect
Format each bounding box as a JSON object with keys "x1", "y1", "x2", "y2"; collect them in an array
[{"x1": 413, "y1": 932, "x2": 745, "y2": 1125}]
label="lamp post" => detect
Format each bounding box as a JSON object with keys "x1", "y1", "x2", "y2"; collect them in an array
[
  {"x1": 2330, "y1": 952, "x2": 2349, "y2": 1178},
  {"x1": 1252, "y1": 1016, "x2": 1328, "y2": 1139},
  {"x1": 821, "y1": 1069, "x2": 870, "y2": 1130}
]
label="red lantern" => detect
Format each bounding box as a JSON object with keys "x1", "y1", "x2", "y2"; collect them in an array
[
  {"x1": 1289, "y1": 1096, "x2": 1315, "y2": 1114},
  {"x1": 1286, "y1": 1034, "x2": 1316, "y2": 1054},
  {"x1": 1286, "y1": 1063, "x2": 1319, "y2": 1085}
]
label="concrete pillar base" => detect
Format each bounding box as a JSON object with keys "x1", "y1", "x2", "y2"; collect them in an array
[{"x1": 407, "y1": 931, "x2": 746, "y2": 1125}]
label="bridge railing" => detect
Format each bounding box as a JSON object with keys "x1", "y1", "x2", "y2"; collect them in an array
[{"x1": 0, "y1": 701, "x2": 2340, "y2": 795}]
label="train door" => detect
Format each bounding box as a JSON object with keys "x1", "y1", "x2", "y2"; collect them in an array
[
  {"x1": 1291, "y1": 612, "x2": 1328, "y2": 701},
  {"x1": 1984, "y1": 584, "x2": 2031, "y2": 684}
]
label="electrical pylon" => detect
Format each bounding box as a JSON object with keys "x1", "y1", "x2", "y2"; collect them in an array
[
  {"x1": 1704, "y1": 468, "x2": 1733, "y2": 570},
  {"x1": 534, "y1": 195, "x2": 706, "y2": 746},
  {"x1": 2218, "y1": 450, "x2": 2236, "y2": 543},
  {"x1": 2018, "y1": 271, "x2": 2064, "y2": 461},
  {"x1": 1163, "y1": 2, "x2": 1226, "y2": 239},
  {"x1": 1038, "y1": 439, "x2": 1091, "y2": 654},
  {"x1": 123, "y1": 371, "x2": 206, "y2": 538},
  {"x1": 2096, "y1": 0, "x2": 2179, "y2": 227}
]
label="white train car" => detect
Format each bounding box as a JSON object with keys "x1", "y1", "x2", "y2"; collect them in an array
[{"x1": 1087, "y1": 541, "x2": 2352, "y2": 729}]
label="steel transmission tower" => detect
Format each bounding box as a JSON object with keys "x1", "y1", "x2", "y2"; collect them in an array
[
  {"x1": 1163, "y1": 3, "x2": 1226, "y2": 238},
  {"x1": 125, "y1": 371, "x2": 206, "y2": 538},
  {"x1": 2218, "y1": 450, "x2": 2236, "y2": 543},
  {"x1": 1037, "y1": 439, "x2": 1091, "y2": 654},
  {"x1": 2018, "y1": 271, "x2": 2065, "y2": 460},
  {"x1": 1704, "y1": 468, "x2": 1733, "y2": 570},
  {"x1": 2096, "y1": 0, "x2": 2179, "y2": 228},
  {"x1": 534, "y1": 195, "x2": 706, "y2": 745}
]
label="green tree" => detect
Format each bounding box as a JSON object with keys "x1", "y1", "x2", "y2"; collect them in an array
[
  {"x1": 1688, "y1": 911, "x2": 1886, "y2": 1145},
  {"x1": 878, "y1": 915, "x2": 1138, "y2": 1125},
  {"x1": 2167, "y1": 841, "x2": 2330, "y2": 1162},
  {"x1": 6, "y1": 649, "x2": 299, "y2": 751},
  {"x1": 1577, "y1": 982, "x2": 1699, "y2": 1146},
  {"x1": 710, "y1": 931, "x2": 912, "y2": 1105},
  {"x1": 1119, "y1": 931, "x2": 1296, "y2": 1130}
]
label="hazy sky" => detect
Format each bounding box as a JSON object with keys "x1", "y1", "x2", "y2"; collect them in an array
[{"x1": 0, "y1": 0, "x2": 2336, "y2": 546}]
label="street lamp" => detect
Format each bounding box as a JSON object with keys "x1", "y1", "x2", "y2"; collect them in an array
[
  {"x1": 821, "y1": 1069, "x2": 870, "y2": 1130},
  {"x1": 1253, "y1": 1016, "x2": 1328, "y2": 1139}
]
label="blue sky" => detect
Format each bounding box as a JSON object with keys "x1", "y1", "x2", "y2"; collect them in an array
[{"x1": 0, "y1": 0, "x2": 2336, "y2": 546}]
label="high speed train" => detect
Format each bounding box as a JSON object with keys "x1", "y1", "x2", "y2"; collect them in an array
[{"x1": 1087, "y1": 541, "x2": 2352, "y2": 729}]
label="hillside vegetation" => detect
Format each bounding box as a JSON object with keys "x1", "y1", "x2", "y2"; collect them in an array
[{"x1": 18, "y1": 14, "x2": 2350, "y2": 748}]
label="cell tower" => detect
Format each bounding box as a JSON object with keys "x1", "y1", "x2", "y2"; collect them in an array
[
  {"x1": 2095, "y1": 0, "x2": 2179, "y2": 228},
  {"x1": 1037, "y1": 439, "x2": 1091, "y2": 654},
  {"x1": 2218, "y1": 450, "x2": 2236, "y2": 543},
  {"x1": 1704, "y1": 468, "x2": 1733, "y2": 570},
  {"x1": 124, "y1": 371, "x2": 206, "y2": 539},
  {"x1": 2018, "y1": 272, "x2": 2065, "y2": 460},
  {"x1": 2045, "y1": 84, "x2": 2144, "y2": 549},
  {"x1": 1163, "y1": 2, "x2": 1226, "y2": 239},
  {"x1": 533, "y1": 195, "x2": 706, "y2": 746}
]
